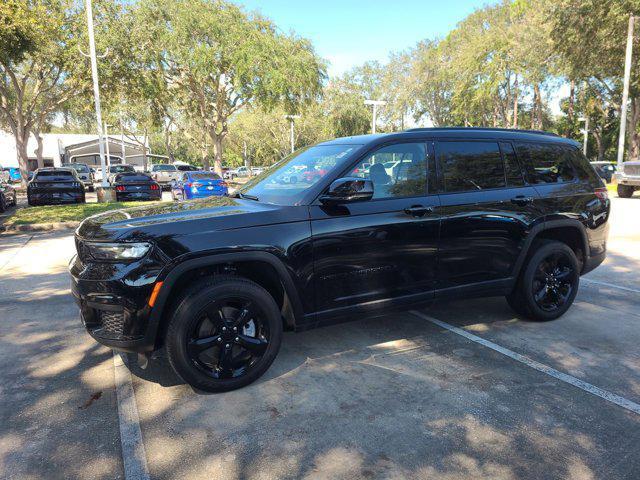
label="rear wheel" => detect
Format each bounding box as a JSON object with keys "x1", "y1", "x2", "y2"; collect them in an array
[
  {"x1": 617, "y1": 184, "x2": 635, "y2": 198},
  {"x1": 165, "y1": 275, "x2": 282, "y2": 392},
  {"x1": 506, "y1": 241, "x2": 579, "y2": 321}
]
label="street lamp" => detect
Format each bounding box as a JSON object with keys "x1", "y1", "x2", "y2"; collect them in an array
[
  {"x1": 578, "y1": 117, "x2": 589, "y2": 157},
  {"x1": 364, "y1": 100, "x2": 387, "y2": 134},
  {"x1": 284, "y1": 115, "x2": 300, "y2": 154}
]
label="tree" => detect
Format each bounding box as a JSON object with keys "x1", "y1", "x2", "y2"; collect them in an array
[
  {"x1": 0, "y1": 0, "x2": 87, "y2": 185},
  {"x1": 132, "y1": 0, "x2": 325, "y2": 174}
]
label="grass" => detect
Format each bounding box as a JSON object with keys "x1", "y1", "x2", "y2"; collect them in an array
[{"x1": 4, "y1": 201, "x2": 159, "y2": 226}]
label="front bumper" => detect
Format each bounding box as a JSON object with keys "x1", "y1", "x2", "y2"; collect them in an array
[
  {"x1": 69, "y1": 250, "x2": 166, "y2": 353},
  {"x1": 613, "y1": 174, "x2": 640, "y2": 186}
]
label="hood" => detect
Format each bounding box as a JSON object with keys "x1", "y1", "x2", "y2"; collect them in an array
[{"x1": 76, "y1": 196, "x2": 302, "y2": 241}]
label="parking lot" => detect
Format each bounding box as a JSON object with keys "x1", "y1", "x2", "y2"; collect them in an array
[{"x1": 1, "y1": 196, "x2": 639, "y2": 480}]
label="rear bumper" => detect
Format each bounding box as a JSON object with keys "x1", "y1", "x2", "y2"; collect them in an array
[
  {"x1": 185, "y1": 190, "x2": 228, "y2": 199},
  {"x1": 28, "y1": 190, "x2": 84, "y2": 205},
  {"x1": 582, "y1": 251, "x2": 606, "y2": 275},
  {"x1": 115, "y1": 191, "x2": 162, "y2": 201}
]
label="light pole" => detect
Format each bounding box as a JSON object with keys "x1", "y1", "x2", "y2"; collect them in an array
[
  {"x1": 578, "y1": 117, "x2": 589, "y2": 157},
  {"x1": 617, "y1": 14, "x2": 637, "y2": 169},
  {"x1": 284, "y1": 115, "x2": 300, "y2": 154},
  {"x1": 364, "y1": 100, "x2": 386, "y2": 134},
  {"x1": 82, "y1": 0, "x2": 110, "y2": 192}
]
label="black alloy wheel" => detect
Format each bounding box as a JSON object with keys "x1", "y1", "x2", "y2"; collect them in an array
[
  {"x1": 166, "y1": 275, "x2": 282, "y2": 392},
  {"x1": 506, "y1": 240, "x2": 579, "y2": 321},
  {"x1": 531, "y1": 251, "x2": 575, "y2": 312},
  {"x1": 186, "y1": 298, "x2": 271, "y2": 380}
]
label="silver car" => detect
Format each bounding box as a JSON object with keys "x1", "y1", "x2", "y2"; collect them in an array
[{"x1": 613, "y1": 161, "x2": 640, "y2": 198}]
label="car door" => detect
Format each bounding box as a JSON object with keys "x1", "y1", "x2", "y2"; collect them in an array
[
  {"x1": 435, "y1": 139, "x2": 540, "y2": 294},
  {"x1": 309, "y1": 141, "x2": 441, "y2": 320}
]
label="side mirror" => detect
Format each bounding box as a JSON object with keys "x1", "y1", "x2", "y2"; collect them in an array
[{"x1": 319, "y1": 177, "x2": 374, "y2": 205}]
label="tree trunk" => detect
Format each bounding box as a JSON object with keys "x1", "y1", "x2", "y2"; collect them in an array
[
  {"x1": 594, "y1": 132, "x2": 605, "y2": 162},
  {"x1": 212, "y1": 134, "x2": 223, "y2": 175},
  {"x1": 513, "y1": 75, "x2": 519, "y2": 128},
  {"x1": 627, "y1": 97, "x2": 640, "y2": 161},
  {"x1": 164, "y1": 127, "x2": 175, "y2": 163},
  {"x1": 15, "y1": 132, "x2": 31, "y2": 188},
  {"x1": 34, "y1": 130, "x2": 45, "y2": 169},
  {"x1": 533, "y1": 84, "x2": 543, "y2": 129},
  {"x1": 567, "y1": 80, "x2": 575, "y2": 126}
]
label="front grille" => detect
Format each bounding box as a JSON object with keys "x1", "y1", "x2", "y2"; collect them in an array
[
  {"x1": 99, "y1": 310, "x2": 125, "y2": 336},
  {"x1": 623, "y1": 164, "x2": 640, "y2": 176}
]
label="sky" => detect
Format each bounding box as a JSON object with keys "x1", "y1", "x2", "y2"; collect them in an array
[{"x1": 234, "y1": 0, "x2": 499, "y2": 77}]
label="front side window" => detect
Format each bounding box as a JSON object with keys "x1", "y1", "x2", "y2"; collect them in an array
[
  {"x1": 515, "y1": 143, "x2": 578, "y2": 184},
  {"x1": 240, "y1": 144, "x2": 359, "y2": 205},
  {"x1": 438, "y1": 141, "x2": 505, "y2": 192},
  {"x1": 349, "y1": 143, "x2": 427, "y2": 199}
]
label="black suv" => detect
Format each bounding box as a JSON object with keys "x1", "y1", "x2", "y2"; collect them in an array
[{"x1": 70, "y1": 128, "x2": 610, "y2": 392}]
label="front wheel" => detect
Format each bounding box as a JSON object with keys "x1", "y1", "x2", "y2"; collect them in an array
[
  {"x1": 506, "y1": 241, "x2": 579, "y2": 321},
  {"x1": 165, "y1": 275, "x2": 282, "y2": 392},
  {"x1": 617, "y1": 184, "x2": 635, "y2": 198}
]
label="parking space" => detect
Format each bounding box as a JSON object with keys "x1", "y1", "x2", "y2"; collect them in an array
[{"x1": 1, "y1": 197, "x2": 639, "y2": 479}]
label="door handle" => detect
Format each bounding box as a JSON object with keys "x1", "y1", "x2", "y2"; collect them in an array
[
  {"x1": 403, "y1": 205, "x2": 433, "y2": 217},
  {"x1": 510, "y1": 195, "x2": 533, "y2": 206}
]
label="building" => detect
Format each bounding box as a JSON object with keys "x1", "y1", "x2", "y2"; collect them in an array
[{"x1": 0, "y1": 130, "x2": 149, "y2": 170}]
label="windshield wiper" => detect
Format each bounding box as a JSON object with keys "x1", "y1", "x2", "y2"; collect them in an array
[{"x1": 235, "y1": 192, "x2": 259, "y2": 201}]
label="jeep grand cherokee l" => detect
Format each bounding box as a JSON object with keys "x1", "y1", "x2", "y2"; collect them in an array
[{"x1": 70, "y1": 128, "x2": 610, "y2": 392}]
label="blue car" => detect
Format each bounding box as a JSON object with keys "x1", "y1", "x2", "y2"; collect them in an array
[
  {"x1": 171, "y1": 170, "x2": 228, "y2": 200},
  {"x1": 3, "y1": 167, "x2": 23, "y2": 183}
]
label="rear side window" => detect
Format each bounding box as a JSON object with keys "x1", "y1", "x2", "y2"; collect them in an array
[
  {"x1": 565, "y1": 147, "x2": 602, "y2": 184},
  {"x1": 515, "y1": 143, "x2": 577, "y2": 184},
  {"x1": 438, "y1": 141, "x2": 505, "y2": 192}
]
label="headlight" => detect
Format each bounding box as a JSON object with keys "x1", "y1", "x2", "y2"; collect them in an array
[{"x1": 85, "y1": 242, "x2": 152, "y2": 261}]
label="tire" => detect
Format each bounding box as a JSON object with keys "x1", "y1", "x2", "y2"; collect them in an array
[
  {"x1": 617, "y1": 184, "x2": 634, "y2": 198},
  {"x1": 165, "y1": 275, "x2": 283, "y2": 392},
  {"x1": 506, "y1": 240, "x2": 580, "y2": 321},
  {"x1": 0, "y1": 194, "x2": 5, "y2": 213}
]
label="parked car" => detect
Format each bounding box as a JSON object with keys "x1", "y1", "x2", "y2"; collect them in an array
[
  {"x1": 106, "y1": 164, "x2": 136, "y2": 185},
  {"x1": 149, "y1": 164, "x2": 181, "y2": 189},
  {"x1": 3, "y1": 167, "x2": 22, "y2": 183},
  {"x1": 612, "y1": 161, "x2": 640, "y2": 198},
  {"x1": 590, "y1": 161, "x2": 616, "y2": 184},
  {"x1": 171, "y1": 171, "x2": 228, "y2": 200},
  {"x1": 251, "y1": 167, "x2": 265, "y2": 176},
  {"x1": 70, "y1": 127, "x2": 609, "y2": 393},
  {"x1": 113, "y1": 172, "x2": 162, "y2": 202},
  {"x1": 302, "y1": 166, "x2": 328, "y2": 183},
  {"x1": 228, "y1": 166, "x2": 251, "y2": 179},
  {"x1": 28, "y1": 168, "x2": 85, "y2": 205},
  {"x1": 0, "y1": 180, "x2": 17, "y2": 212},
  {"x1": 67, "y1": 163, "x2": 95, "y2": 191}
]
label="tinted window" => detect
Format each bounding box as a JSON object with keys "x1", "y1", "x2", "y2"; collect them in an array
[
  {"x1": 515, "y1": 143, "x2": 577, "y2": 184},
  {"x1": 438, "y1": 141, "x2": 505, "y2": 192},
  {"x1": 191, "y1": 173, "x2": 221, "y2": 180},
  {"x1": 500, "y1": 142, "x2": 525, "y2": 187},
  {"x1": 36, "y1": 170, "x2": 74, "y2": 180},
  {"x1": 69, "y1": 164, "x2": 90, "y2": 173},
  {"x1": 109, "y1": 165, "x2": 135, "y2": 173},
  {"x1": 115, "y1": 173, "x2": 151, "y2": 182},
  {"x1": 568, "y1": 148, "x2": 602, "y2": 184},
  {"x1": 177, "y1": 165, "x2": 197, "y2": 171},
  {"x1": 350, "y1": 142, "x2": 427, "y2": 199}
]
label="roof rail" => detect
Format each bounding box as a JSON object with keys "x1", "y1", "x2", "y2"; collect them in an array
[{"x1": 404, "y1": 127, "x2": 559, "y2": 137}]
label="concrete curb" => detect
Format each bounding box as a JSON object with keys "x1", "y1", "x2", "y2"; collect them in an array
[{"x1": 0, "y1": 221, "x2": 79, "y2": 234}]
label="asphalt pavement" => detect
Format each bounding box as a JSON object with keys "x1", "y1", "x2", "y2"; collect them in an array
[{"x1": 1, "y1": 197, "x2": 639, "y2": 480}]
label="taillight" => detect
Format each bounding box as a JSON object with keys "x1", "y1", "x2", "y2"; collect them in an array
[
  {"x1": 594, "y1": 187, "x2": 608, "y2": 201},
  {"x1": 150, "y1": 184, "x2": 159, "y2": 191},
  {"x1": 116, "y1": 185, "x2": 125, "y2": 192},
  {"x1": 220, "y1": 181, "x2": 228, "y2": 187},
  {"x1": 192, "y1": 182, "x2": 202, "y2": 187}
]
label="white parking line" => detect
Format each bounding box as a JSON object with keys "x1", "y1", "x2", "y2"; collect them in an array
[
  {"x1": 113, "y1": 352, "x2": 151, "y2": 480},
  {"x1": 581, "y1": 277, "x2": 640, "y2": 294},
  {"x1": 410, "y1": 310, "x2": 640, "y2": 416}
]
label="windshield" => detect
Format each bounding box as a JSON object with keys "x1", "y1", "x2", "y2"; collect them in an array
[
  {"x1": 110, "y1": 165, "x2": 135, "y2": 173},
  {"x1": 152, "y1": 164, "x2": 177, "y2": 171},
  {"x1": 239, "y1": 144, "x2": 359, "y2": 205},
  {"x1": 69, "y1": 164, "x2": 90, "y2": 173}
]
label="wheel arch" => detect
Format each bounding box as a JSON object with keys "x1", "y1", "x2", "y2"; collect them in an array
[
  {"x1": 513, "y1": 219, "x2": 590, "y2": 278},
  {"x1": 147, "y1": 251, "x2": 305, "y2": 347}
]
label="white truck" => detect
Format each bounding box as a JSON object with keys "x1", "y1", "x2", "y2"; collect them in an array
[{"x1": 149, "y1": 164, "x2": 181, "y2": 190}]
